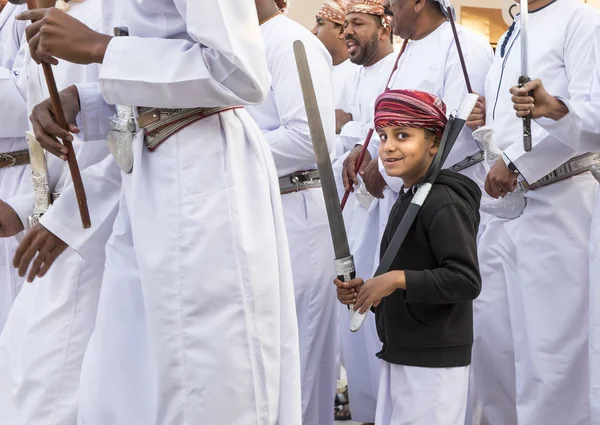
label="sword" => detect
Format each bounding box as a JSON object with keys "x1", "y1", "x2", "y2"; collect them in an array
[
  {"x1": 26, "y1": 131, "x2": 52, "y2": 228},
  {"x1": 519, "y1": 0, "x2": 533, "y2": 152},
  {"x1": 293, "y1": 40, "x2": 367, "y2": 332}
]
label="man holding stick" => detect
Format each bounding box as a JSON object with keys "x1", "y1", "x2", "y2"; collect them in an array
[
  {"x1": 17, "y1": 0, "x2": 303, "y2": 424},
  {"x1": 470, "y1": 1, "x2": 600, "y2": 424},
  {"x1": 0, "y1": 0, "x2": 123, "y2": 423}
]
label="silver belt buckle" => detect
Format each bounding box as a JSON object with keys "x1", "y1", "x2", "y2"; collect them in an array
[{"x1": 107, "y1": 105, "x2": 136, "y2": 173}]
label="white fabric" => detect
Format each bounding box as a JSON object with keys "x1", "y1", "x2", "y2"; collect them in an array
[
  {"x1": 0, "y1": 1, "x2": 120, "y2": 424},
  {"x1": 76, "y1": 1, "x2": 302, "y2": 424},
  {"x1": 246, "y1": 16, "x2": 337, "y2": 425},
  {"x1": 591, "y1": 186, "x2": 600, "y2": 423},
  {"x1": 332, "y1": 59, "x2": 358, "y2": 160},
  {"x1": 471, "y1": 2, "x2": 599, "y2": 424},
  {"x1": 332, "y1": 58, "x2": 357, "y2": 112},
  {"x1": 0, "y1": 2, "x2": 27, "y2": 332},
  {"x1": 331, "y1": 52, "x2": 396, "y2": 423},
  {"x1": 374, "y1": 361, "x2": 469, "y2": 425}
]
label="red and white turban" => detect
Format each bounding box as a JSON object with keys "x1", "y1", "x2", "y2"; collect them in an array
[
  {"x1": 345, "y1": 0, "x2": 391, "y2": 27},
  {"x1": 374, "y1": 90, "x2": 448, "y2": 140},
  {"x1": 317, "y1": 0, "x2": 347, "y2": 26}
]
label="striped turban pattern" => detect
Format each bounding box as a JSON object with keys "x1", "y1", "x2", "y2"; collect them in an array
[
  {"x1": 345, "y1": 0, "x2": 392, "y2": 27},
  {"x1": 317, "y1": 0, "x2": 347, "y2": 26},
  {"x1": 374, "y1": 90, "x2": 448, "y2": 140}
]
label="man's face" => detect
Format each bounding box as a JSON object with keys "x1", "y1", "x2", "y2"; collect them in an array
[
  {"x1": 344, "y1": 12, "x2": 384, "y2": 66},
  {"x1": 312, "y1": 17, "x2": 344, "y2": 55},
  {"x1": 387, "y1": 0, "x2": 418, "y2": 39}
]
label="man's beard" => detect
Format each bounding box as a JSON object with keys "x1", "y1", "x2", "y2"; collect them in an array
[{"x1": 348, "y1": 31, "x2": 380, "y2": 66}]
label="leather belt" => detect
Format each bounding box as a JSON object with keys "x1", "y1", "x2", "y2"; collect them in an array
[
  {"x1": 518, "y1": 152, "x2": 600, "y2": 191},
  {"x1": 449, "y1": 150, "x2": 484, "y2": 173},
  {"x1": 279, "y1": 170, "x2": 321, "y2": 194},
  {"x1": 137, "y1": 106, "x2": 241, "y2": 151},
  {"x1": 0, "y1": 150, "x2": 30, "y2": 168}
]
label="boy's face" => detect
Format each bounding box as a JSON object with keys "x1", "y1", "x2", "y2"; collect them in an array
[{"x1": 378, "y1": 126, "x2": 438, "y2": 186}]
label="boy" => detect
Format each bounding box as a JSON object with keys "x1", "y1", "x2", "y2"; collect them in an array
[{"x1": 335, "y1": 89, "x2": 482, "y2": 425}]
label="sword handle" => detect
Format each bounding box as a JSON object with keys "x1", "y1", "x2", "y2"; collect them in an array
[
  {"x1": 335, "y1": 256, "x2": 368, "y2": 332},
  {"x1": 518, "y1": 75, "x2": 533, "y2": 152}
]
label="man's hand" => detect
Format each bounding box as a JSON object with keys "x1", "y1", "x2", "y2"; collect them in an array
[
  {"x1": 363, "y1": 159, "x2": 386, "y2": 199},
  {"x1": 335, "y1": 109, "x2": 353, "y2": 134},
  {"x1": 342, "y1": 146, "x2": 371, "y2": 192},
  {"x1": 14, "y1": 224, "x2": 68, "y2": 283},
  {"x1": 0, "y1": 201, "x2": 24, "y2": 238},
  {"x1": 510, "y1": 79, "x2": 569, "y2": 121},
  {"x1": 30, "y1": 84, "x2": 81, "y2": 160},
  {"x1": 466, "y1": 95, "x2": 486, "y2": 130},
  {"x1": 16, "y1": 7, "x2": 112, "y2": 65},
  {"x1": 484, "y1": 158, "x2": 518, "y2": 199},
  {"x1": 354, "y1": 271, "x2": 405, "y2": 314},
  {"x1": 334, "y1": 277, "x2": 364, "y2": 306}
]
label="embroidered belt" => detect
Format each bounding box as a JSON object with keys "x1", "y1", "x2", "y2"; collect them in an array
[
  {"x1": 137, "y1": 106, "x2": 241, "y2": 151},
  {"x1": 279, "y1": 170, "x2": 321, "y2": 195},
  {"x1": 449, "y1": 150, "x2": 484, "y2": 173},
  {"x1": 0, "y1": 150, "x2": 30, "y2": 168},
  {"x1": 518, "y1": 152, "x2": 600, "y2": 191}
]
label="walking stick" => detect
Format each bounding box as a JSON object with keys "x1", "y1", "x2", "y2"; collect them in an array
[{"x1": 26, "y1": 0, "x2": 91, "y2": 229}]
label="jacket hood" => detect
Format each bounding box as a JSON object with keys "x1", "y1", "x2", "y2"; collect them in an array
[{"x1": 434, "y1": 169, "x2": 482, "y2": 213}]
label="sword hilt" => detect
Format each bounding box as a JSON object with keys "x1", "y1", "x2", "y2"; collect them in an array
[{"x1": 518, "y1": 75, "x2": 533, "y2": 152}]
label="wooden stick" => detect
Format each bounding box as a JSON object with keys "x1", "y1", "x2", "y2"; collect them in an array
[
  {"x1": 27, "y1": 0, "x2": 91, "y2": 229},
  {"x1": 447, "y1": 9, "x2": 473, "y2": 94}
]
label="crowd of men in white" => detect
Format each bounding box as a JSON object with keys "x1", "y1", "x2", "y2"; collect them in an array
[{"x1": 0, "y1": 0, "x2": 599, "y2": 424}]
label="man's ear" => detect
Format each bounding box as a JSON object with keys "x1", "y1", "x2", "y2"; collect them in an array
[
  {"x1": 414, "y1": 0, "x2": 428, "y2": 13},
  {"x1": 380, "y1": 24, "x2": 392, "y2": 41},
  {"x1": 337, "y1": 24, "x2": 345, "y2": 39}
]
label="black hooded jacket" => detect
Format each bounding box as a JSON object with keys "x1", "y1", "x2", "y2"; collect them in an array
[{"x1": 375, "y1": 170, "x2": 482, "y2": 368}]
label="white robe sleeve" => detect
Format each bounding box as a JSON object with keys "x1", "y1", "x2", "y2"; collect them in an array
[
  {"x1": 441, "y1": 31, "x2": 493, "y2": 167},
  {"x1": 265, "y1": 42, "x2": 335, "y2": 176},
  {"x1": 99, "y1": 0, "x2": 271, "y2": 108},
  {"x1": 504, "y1": 10, "x2": 597, "y2": 183},
  {"x1": 0, "y1": 64, "x2": 27, "y2": 139},
  {"x1": 532, "y1": 17, "x2": 600, "y2": 152},
  {"x1": 340, "y1": 120, "x2": 377, "y2": 158},
  {"x1": 40, "y1": 153, "x2": 121, "y2": 265},
  {"x1": 76, "y1": 82, "x2": 115, "y2": 143}
]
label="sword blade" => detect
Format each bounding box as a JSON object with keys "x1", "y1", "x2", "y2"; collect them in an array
[
  {"x1": 294, "y1": 40, "x2": 367, "y2": 332},
  {"x1": 293, "y1": 40, "x2": 351, "y2": 260},
  {"x1": 520, "y1": 0, "x2": 529, "y2": 77},
  {"x1": 519, "y1": 1, "x2": 532, "y2": 152}
]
